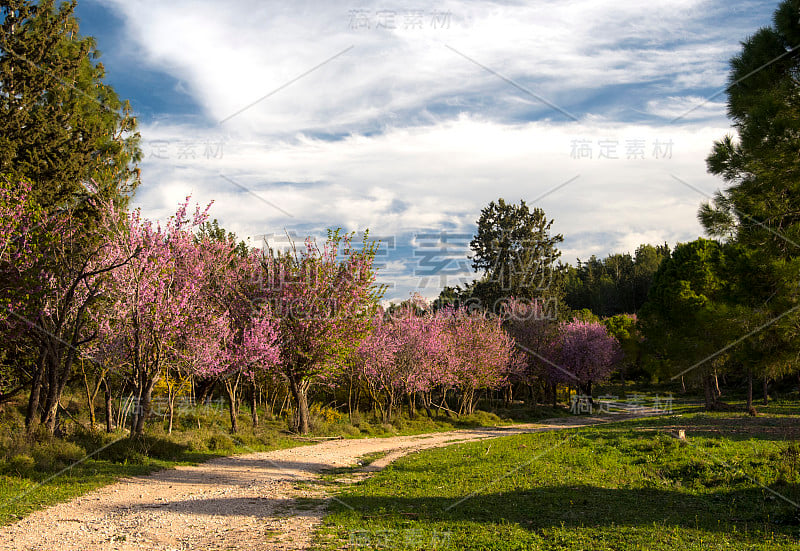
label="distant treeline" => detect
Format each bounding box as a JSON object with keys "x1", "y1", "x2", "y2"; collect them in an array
[{"x1": 563, "y1": 244, "x2": 671, "y2": 317}]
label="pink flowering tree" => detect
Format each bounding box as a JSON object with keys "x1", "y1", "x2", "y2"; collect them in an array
[
  {"x1": 95, "y1": 199, "x2": 215, "y2": 435},
  {"x1": 444, "y1": 308, "x2": 518, "y2": 415},
  {"x1": 357, "y1": 303, "x2": 517, "y2": 419},
  {"x1": 5, "y1": 188, "x2": 138, "y2": 434},
  {"x1": 503, "y1": 297, "x2": 562, "y2": 405},
  {"x1": 393, "y1": 309, "x2": 451, "y2": 417},
  {"x1": 261, "y1": 230, "x2": 383, "y2": 434},
  {"x1": 0, "y1": 180, "x2": 49, "y2": 326},
  {"x1": 194, "y1": 236, "x2": 281, "y2": 433},
  {"x1": 0, "y1": 179, "x2": 60, "y2": 407},
  {"x1": 554, "y1": 319, "x2": 622, "y2": 397},
  {"x1": 357, "y1": 304, "x2": 450, "y2": 421},
  {"x1": 355, "y1": 311, "x2": 402, "y2": 421}
]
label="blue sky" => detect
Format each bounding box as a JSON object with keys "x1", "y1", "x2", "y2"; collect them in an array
[{"x1": 75, "y1": 0, "x2": 777, "y2": 301}]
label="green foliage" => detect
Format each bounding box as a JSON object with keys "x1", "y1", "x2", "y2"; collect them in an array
[
  {"x1": 694, "y1": 0, "x2": 800, "y2": 389},
  {"x1": 319, "y1": 413, "x2": 800, "y2": 550},
  {"x1": 602, "y1": 313, "x2": 642, "y2": 377},
  {"x1": 459, "y1": 198, "x2": 566, "y2": 312},
  {"x1": 195, "y1": 218, "x2": 250, "y2": 257},
  {"x1": 0, "y1": 0, "x2": 141, "y2": 211},
  {"x1": 639, "y1": 239, "x2": 746, "y2": 392},
  {"x1": 571, "y1": 308, "x2": 598, "y2": 322},
  {"x1": 565, "y1": 243, "x2": 670, "y2": 317}
]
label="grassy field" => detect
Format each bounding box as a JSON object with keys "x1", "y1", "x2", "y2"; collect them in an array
[
  {"x1": 0, "y1": 396, "x2": 568, "y2": 526},
  {"x1": 317, "y1": 412, "x2": 800, "y2": 550}
]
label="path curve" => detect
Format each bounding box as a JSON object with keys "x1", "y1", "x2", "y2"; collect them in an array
[{"x1": 0, "y1": 416, "x2": 629, "y2": 551}]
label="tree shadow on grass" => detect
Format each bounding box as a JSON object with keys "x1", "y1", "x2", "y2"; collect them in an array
[{"x1": 331, "y1": 484, "x2": 800, "y2": 533}]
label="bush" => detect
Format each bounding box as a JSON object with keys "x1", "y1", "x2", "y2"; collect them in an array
[
  {"x1": 309, "y1": 404, "x2": 345, "y2": 424},
  {"x1": 2, "y1": 454, "x2": 35, "y2": 476},
  {"x1": 348, "y1": 410, "x2": 364, "y2": 427},
  {"x1": 30, "y1": 439, "x2": 86, "y2": 471},
  {"x1": 205, "y1": 433, "x2": 235, "y2": 451},
  {"x1": 96, "y1": 439, "x2": 147, "y2": 465}
]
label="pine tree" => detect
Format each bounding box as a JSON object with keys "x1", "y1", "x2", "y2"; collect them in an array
[
  {"x1": 698, "y1": 0, "x2": 800, "y2": 392},
  {"x1": 0, "y1": 0, "x2": 141, "y2": 211},
  {"x1": 467, "y1": 198, "x2": 566, "y2": 313}
]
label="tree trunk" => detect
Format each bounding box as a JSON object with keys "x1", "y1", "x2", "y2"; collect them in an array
[
  {"x1": 269, "y1": 388, "x2": 279, "y2": 417},
  {"x1": 224, "y1": 375, "x2": 241, "y2": 433},
  {"x1": 133, "y1": 378, "x2": 157, "y2": 436},
  {"x1": 347, "y1": 374, "x2": 354, "y2": 423},
  {"x1": 81, "y1": 362, "x2": 97, "y2": 427},
  {"x1": 228, "y1": 396, "x2": 239, "y2": 433},
  {"x1": 420, "y1": 392, "x2": 433, "y2": 418},
  {"x1": 103, "y1": 379, "x2": 114, "y2": 433},
  {"x1": 407, "y1": 393, "x2": 416, "y2": 419},
  {"x1": 440, "y1": 389, "x2": 452, "y2": 417},
  {"x1": 713, "y1": 369, "x2": 721, "y2": 397},
  {"x1": 42, "y1": 397, "x2": 60, "y2": 435},
  {"x1": 702, "y1": 374, "x2": 716, "y2": 410},
  {"x1": 251, "y1": 385, "x2": 259, "y2": 428},
  {"x1": 167, "y1": 397, "x2": 175, "y2": 434},
  {"x1": 25, "y1": 352, "x2": 45, "y2": 431},
  {"x1": 746, "y1": 370, "x2": 753, "y2": 411},
  {"x1": 42, "y1": 354, "x2": 68, "y2": 435},
  {"x1": 288, "y1": 376, "x2": 310, "y2": 434},
  {"x1": 763, "y1": 377, "x2": 769, "y2": 406},
  {"x1": 117, "y1": 392, "x2": 132, "y2": 431},
  {"x1": 41, "y1": 340, "x2": 79, "y2": 435}
]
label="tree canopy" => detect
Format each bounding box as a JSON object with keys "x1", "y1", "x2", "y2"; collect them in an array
[{"x1": 0, "y1": 0, "x2": 141, "y2": 211}]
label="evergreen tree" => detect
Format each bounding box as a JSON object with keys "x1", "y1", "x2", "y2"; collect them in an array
[
  {"x1": 466, "y1": 198, "x2": 565, "y2": 313},
  {"x1": 0, "y1": 0, "x2": 141, "y2": 211},
  {"x1": 697, "y1": 0, "x2": 800, "y2": 394},
  {"x1": 639, "y1": 239, "x2": 744, "y2": 408},
  {"x1": 563, "y1": 243, "x2": 669, "y2": 317}
]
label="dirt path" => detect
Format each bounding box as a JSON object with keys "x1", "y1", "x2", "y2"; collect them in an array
[{"x1": 0, "y1": 416, "x2": 629, "y2": 551}]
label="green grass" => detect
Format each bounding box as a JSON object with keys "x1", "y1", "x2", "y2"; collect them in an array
[
  {"x1": 0, "y1": 395, "x2": 569, "y2": 527},
  {"x1": 316, "y1": 412, "x2": 800, "y2": 550},
  {"x1": 0, "y1": 398, "x2": 312, "y2": 527},
  {"x1": 304, "y1": 405, "x2": 571, "y2": 439}
]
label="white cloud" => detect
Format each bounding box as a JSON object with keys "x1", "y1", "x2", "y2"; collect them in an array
[
  {"x1": 105, "y1": 0, "x2": 741, "y2": 134},
  {"x1": 644, "y1": 96, "x2": 727, "y2": 121},
  {"x1": 133, "y1": 116, "x2": 728, "y2": 303},
  {"x1": 99, "y1": 0, "x2": 765, "y2": 300}
]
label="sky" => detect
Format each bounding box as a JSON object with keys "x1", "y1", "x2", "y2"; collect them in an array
[{"x1": 74, "y1": 0, "x2": 777, "y2": 302}]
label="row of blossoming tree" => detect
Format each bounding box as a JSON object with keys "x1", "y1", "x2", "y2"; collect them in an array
[{"x1": 0, "y1": 180, "x2": 623, "y2": 435}]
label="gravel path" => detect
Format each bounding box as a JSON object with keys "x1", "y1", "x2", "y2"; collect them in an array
[{"x1": 0, "y1": 416, "x2": 622, "y2": 551}]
